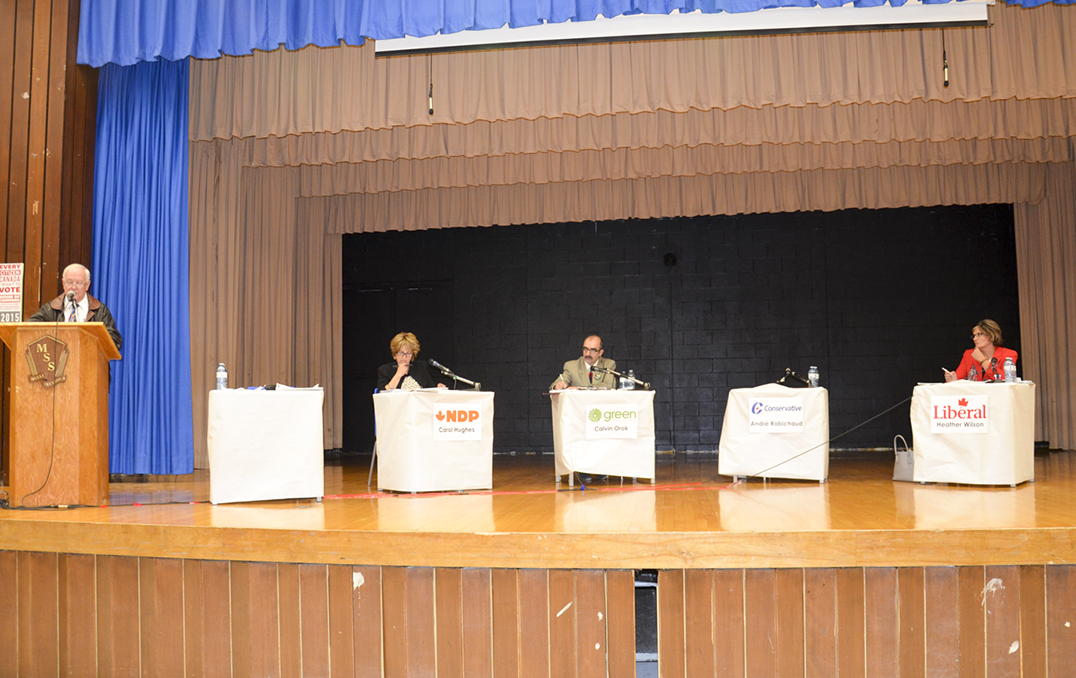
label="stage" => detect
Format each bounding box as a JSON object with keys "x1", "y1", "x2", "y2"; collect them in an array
[
  {"x1": 2, "y1": 451, "x2": 1076, "y2": 676},
  {"x1": 3, "y1": 452, "x2": 1076, "y2": 569}
]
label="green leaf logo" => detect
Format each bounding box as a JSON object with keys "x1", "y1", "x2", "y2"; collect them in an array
[{"x1": 588, "y1": 408, "x2": 602, "y2": 423}]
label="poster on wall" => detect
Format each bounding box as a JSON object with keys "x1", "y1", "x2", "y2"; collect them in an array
[{"x1": 0, "y1": 263, "x2": 24, "y2": 322}]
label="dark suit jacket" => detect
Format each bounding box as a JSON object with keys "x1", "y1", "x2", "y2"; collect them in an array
[{"x1": 29, "y1": 294, "x2": 123, "y2": 352}]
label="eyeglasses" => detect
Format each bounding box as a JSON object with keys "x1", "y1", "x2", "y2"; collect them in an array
[
  {"x1": 396, "y1": 350, "x2": 414, "y2": 357},
  {"x1": 63, "y1": 279, "x2": 88, "y2": 288},
  {"x1": 972, "y1": 332, "x2": 986, "y2": 339},
  {"x1": 582, "y1": 347, "x2": 602, "y2": 354}
]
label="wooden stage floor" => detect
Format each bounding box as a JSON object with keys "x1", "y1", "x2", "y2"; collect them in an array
[{"x1": 2, "y1": 451, "x2": 1076, "y2": 570}]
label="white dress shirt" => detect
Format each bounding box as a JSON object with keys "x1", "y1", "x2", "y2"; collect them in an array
[{"x1": 66, "y1": 296, "x2": 89, "y2": 323}]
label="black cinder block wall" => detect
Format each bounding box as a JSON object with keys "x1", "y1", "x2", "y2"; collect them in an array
[{"x1": 343, "y1": 204, "x2": 1019, "y2": 453}]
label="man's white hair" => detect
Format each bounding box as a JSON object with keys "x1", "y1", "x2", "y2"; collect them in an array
[{"x1": 63, "y1": 263, "x2": 91, "y2": 283}]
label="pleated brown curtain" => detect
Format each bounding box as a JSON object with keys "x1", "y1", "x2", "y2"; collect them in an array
[
  {"x1": 189, "y1": 2, "x2": 1076, "y2": 464},
  {"x1": 189, "y1": 3, "x2": 1076, "y2": 143},
  {"x1": 1014, "y1": 157, "x2": 1076, "y2": 449}
]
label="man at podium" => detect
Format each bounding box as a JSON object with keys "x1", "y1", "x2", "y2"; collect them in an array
[
  {"x1": 28, "y1": 263, "x2": 122, "y2": 350},
  {"x1": 551, "y1": 334, "x2": 617, "y2": 390}
]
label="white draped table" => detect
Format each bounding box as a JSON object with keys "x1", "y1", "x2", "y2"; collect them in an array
[
  {"x1": 718, "y1": 383, "x2": 830, "y2": 482},
  {"x1": 207, "y1": 387, "x2": 325, "y2": 504},
  {"x1": 373, "y1": 389, "x2": 495, "y2": 492},
  {"x1": 910, "y1": 381, "x2": 1035, "y2": 486},
  {"x1": 550, "y1": 389, "x2": 656, "y2": 486}
]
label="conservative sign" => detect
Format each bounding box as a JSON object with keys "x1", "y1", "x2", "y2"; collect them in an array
[{"x1": 748, "y1": 397, "x2": 805, "y2": 433}]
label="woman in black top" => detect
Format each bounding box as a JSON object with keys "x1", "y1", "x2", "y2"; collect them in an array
[{"x1": 376, "y1": 332, "x2": 446, "y2": 390}]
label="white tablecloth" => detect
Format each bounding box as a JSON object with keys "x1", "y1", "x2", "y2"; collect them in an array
[
  {"x1": 550, "y1": 389, "x2": 656, "y2": 484},
  {"x1": 718, "y1": 383, "x2": 829, "y2": 482},
  {"x1": 910, "y1": 381, "x2": 1035, "y2": 485},
  {"x1": 207, "y1": 388, "x2": 325, "y2": 504},
  {"x1": 373, "y1": 389, "x2": 494, "y2": 492}
]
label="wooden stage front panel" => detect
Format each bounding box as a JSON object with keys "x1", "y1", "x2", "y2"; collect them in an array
[
  {"x1": 3, "y1": 454, "x2": 1076, "y2": 569},
  {"x1": 3, "y1": 453, "x2": 1076, "y2": 676},
  {"x1": 1, "y1": 553, "x2": 1075, "y2": 677},
  {"x1": 0, "y1": 554, "x2": 640, "y2": 678}
]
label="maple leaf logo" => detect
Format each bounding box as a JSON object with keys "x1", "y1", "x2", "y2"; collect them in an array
[
  {"x1": 435, "y1": 410, "x2": 445, "y2": 421},
  {"x1": 957, "y1": 398, "x2": 968, "y2": 407}
]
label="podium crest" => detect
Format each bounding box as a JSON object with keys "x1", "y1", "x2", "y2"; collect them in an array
[{"x1": 25, "y1": 335, "x2": 70, "y2": 387}]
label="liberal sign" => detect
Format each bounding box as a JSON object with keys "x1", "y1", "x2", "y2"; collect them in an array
[{"x1": 930, "y1": 395, "x2": 989, "y2": 434}]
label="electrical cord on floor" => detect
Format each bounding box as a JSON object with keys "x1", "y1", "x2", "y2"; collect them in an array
[
  {"x1": 18, "y1": 311, "x2": 65, "y2": 508},
  {"x1": 1, "y1": 503, "x2": 90, "y2": 511},
  {"x1": 714, "y1": 395, "x2": 913, "y2": 485},
  {"x1": 0, "y1": 496, "x2": 207, "y2": 510}
]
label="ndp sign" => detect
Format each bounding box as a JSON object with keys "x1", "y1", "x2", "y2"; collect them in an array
[
  {"x1": 929, "y1": 395, "x2": 988, "y2": 434},
  {"x1": 432, "y1": 408, "x2": 483, "y2": 440},
  {"x1": 438, "y1": 409, "x2": 479, "y2": 422}
]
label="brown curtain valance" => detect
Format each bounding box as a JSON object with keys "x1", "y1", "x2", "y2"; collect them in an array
[
  {"x1": 303, "y1": 162, "x2": 1048, "y2": 232},
  {"x1": 232, "y1": 98, "x2": 1076, "y2": 172},
  {"x1": 286, "y1": 138, "x2": 1067, "y2": 201},
  {"x1": 190, "y1": 2, "x2": 1076, "y2": 144}
]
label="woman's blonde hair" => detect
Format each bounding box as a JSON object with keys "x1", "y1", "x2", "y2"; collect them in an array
[{"x1": 390, "y1": 332, "x2": 420, "y2": 358}]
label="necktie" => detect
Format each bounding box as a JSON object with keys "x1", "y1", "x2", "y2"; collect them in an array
[
  {"x1": 589, "y1": 369, "x2": 593, "y2": 384},
  {"x1": 67, "y1": 304, "x2": 77, "y2": 322}
]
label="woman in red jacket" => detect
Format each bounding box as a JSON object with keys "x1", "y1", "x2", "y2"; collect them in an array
[{"x1": 944, "y1": 319, "x2": 1018, "y2": 382}]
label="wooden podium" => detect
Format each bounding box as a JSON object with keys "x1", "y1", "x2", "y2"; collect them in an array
[{"x1": 0, "y1": 322, "x2": 121, "y2": 507}]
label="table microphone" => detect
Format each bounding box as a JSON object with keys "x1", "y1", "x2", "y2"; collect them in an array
[{"x1": 428, "y1": 358, "x2": 453, "y2": 375}]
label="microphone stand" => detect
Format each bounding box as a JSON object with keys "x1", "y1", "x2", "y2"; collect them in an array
[
  {"x1": 777, "y1": 368, "x2": 811, "y2": 387},
  {"x1": 430, "y1": 363, "x2": 481, "y2": 390},
  {"x1": 592, "y1": 366, "x2": 650, "y2": 390}
]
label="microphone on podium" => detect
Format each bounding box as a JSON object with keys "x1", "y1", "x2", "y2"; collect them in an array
[
  {"x1": 428, "y1": 358, "x2": 453, "y2": 375},
  {"x1": 427, "y1": 359, "x2": 482, "y2": 390},
  {"x1": 592, "y1": 366, "x2": 650, "y2": 390}
]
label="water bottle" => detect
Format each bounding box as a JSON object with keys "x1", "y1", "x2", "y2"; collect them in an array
[
  {"x1": 216, "y1": 363, "x2": 228, "y2": 390},
  {"x1": 625, "y1": 369, "x2": 637, "y2": 390},
  {"x1": 1004, "y1": 357, "x2": 1016, "y2": 383},
  {"x1": 808, "y1": 366, "x2": 820, "y2": 388},
  {"x1": 619, "y1": 371, "x2": 629, "y2": 390}
]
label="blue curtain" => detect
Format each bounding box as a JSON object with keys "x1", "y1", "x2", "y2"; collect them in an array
[
  {"x1": 93, "y1": 58, "x2": 195, "y2": 475},
  {"x1": 78, "y1": 0, "x2": 1053, "y2": 67}
]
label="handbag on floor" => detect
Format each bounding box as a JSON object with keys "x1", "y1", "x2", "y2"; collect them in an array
[{"x1": 893, "y1": 434, "x2": 915, "y2": 482}]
